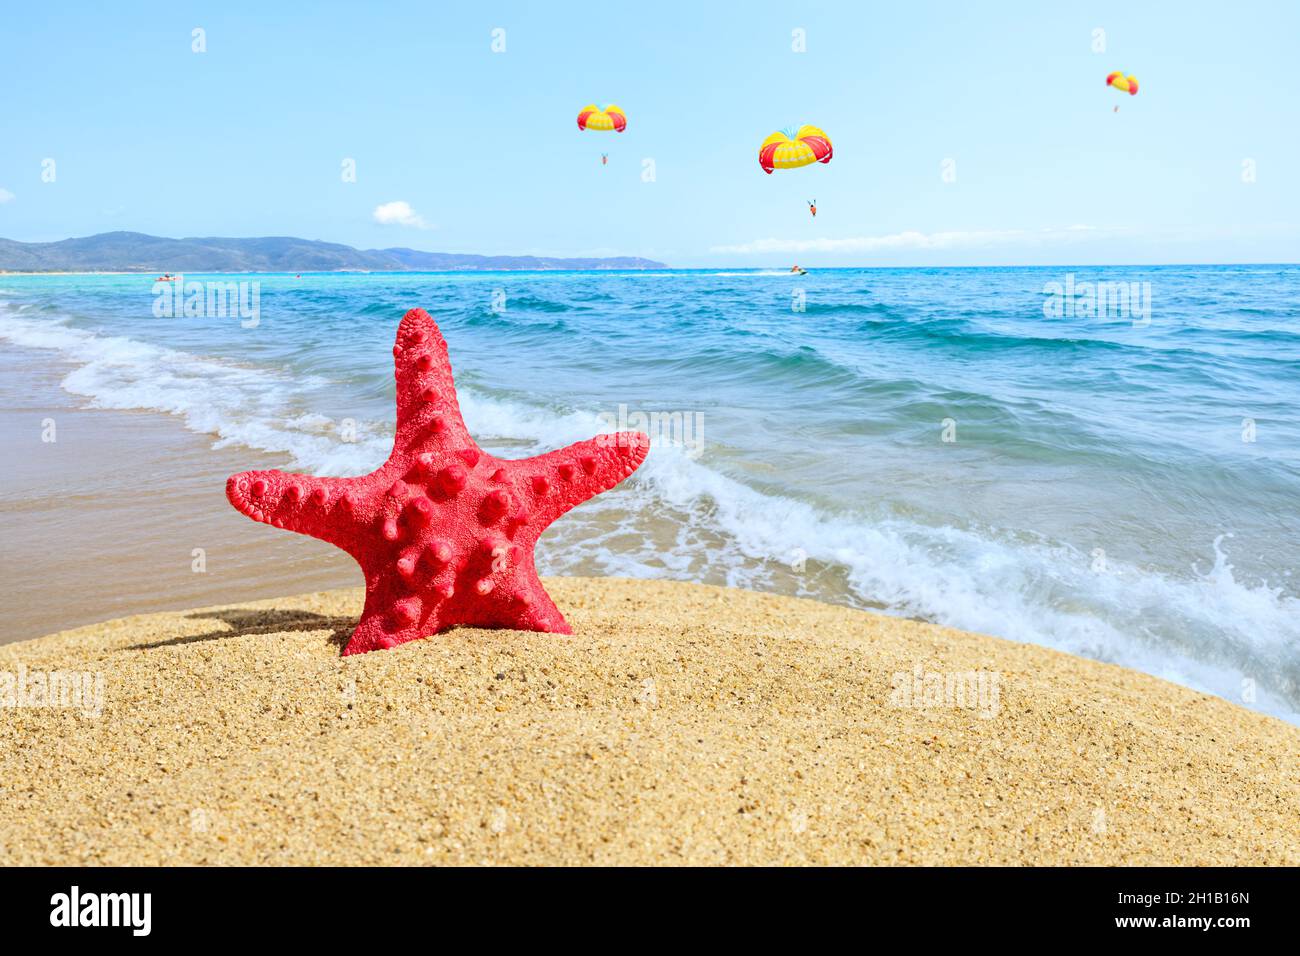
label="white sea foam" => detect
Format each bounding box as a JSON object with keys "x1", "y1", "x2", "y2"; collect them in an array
[
  {"x1": 3, "y1": 303, "x2": 1296, "y2": 723},
  {"x1": 703, "y1": 271, "x2": 798, "y2": 277},
  {"x1": 603, "y1": 441, "x2": 1300, "y2": 721},
  {"x1": 0, "y1": 305, "x2": 393, "y2": 475}
]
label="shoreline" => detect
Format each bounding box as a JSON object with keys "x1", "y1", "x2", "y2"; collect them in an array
[
  {"x1": 0, "y1": 344, "x2": 359, "y2": 644},
  {"x1": 2, "y1": 578, "x2": 1296, "y2": 865}
]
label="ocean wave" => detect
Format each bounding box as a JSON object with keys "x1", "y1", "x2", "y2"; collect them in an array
[
  {"x1": 0, "y1": 305, "x2": 393, "y2": 476},
  {"x1": 358, "y1": 300, "x2": 406, "y2": 317},
  {"x1": 461, "y1": 311, "x2": 569, "y2": 335},
  {"x1": 496, "y1": 294, "x2": 579, "y2": 314},
  {"x1": 702, "y1": 271, "x2": 803, "y2": 277},
  {"x1": 579, "y1": 439, "x2": 1300, "y2": 722}
]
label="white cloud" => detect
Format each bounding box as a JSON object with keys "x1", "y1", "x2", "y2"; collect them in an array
[
  {"x1": 0, "y1": 188, "x2": 14, "y2": 204},
  {"x1": 372, "y1": 200, "x2": 431, "y2": 229},
  {"x1": 711, "y1": 225, "x2": 1113, "y2": 255}
]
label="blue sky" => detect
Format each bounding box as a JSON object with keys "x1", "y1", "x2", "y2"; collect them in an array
[{"x1": 1, "y1": 0, "x2": 1297, "y2": 266}]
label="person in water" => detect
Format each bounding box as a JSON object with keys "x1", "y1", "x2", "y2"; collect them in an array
[{"x1": 808, "y1": 199, "x2": 817, "y2": 217}]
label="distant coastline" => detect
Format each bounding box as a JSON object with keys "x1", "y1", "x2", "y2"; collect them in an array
[{"x1": 0, "y1": 231, "x2": 667, "y2": 273}]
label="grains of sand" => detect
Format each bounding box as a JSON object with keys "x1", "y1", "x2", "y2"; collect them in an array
[{"x1": 1, "y1": 579, "x2": 1296, "y2": 865}]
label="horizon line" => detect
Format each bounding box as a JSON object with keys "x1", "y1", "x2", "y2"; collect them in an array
[{"x1": 4, "y1": 262, "x2": 1299, "y2": 277}]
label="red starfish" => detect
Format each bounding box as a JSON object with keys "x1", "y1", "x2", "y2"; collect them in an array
[{"x1": 225, "y1": 307, "x2": 649, "y2": 654}]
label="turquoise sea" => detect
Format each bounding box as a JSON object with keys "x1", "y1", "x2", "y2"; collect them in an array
[{"x1": 1, "y1": 266, "x2": 1297, "y2": 720}]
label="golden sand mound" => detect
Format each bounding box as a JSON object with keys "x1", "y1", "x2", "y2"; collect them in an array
[{"x1": 1, "y1": 578, "x2": 1296, "y2": 865}]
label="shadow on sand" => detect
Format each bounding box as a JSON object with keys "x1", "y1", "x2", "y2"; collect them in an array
[{"x1": 127, "y1": 607, "x2": 355, "y2": 651}]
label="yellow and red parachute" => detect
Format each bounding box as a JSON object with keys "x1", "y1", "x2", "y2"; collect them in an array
[
  {"x1": 1106, "y1": 72, "x2": 1138, "y2": 96},
  {"x1": 577, "y1": 104, "x2": 627, "y2": 132},
  {"x1": 759, "y1": 125, "x2": 833, "y2": 174}
]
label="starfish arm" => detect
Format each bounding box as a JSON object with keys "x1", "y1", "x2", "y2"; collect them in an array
[
  {"x1": 516, "y1": 432, "x2": 650, "y2": 534},
  {"x1": 226, "y1": 469, "x2": 366, "y2": 548},
  {"x1": 391, "y1": 307, "x2": 471, "y2": 446},
  {"x1": 341, "y1": 588, "x2": 408, "y2": 655},
  {"x1": 342, "y1": 612, "x2": 391, "y2": 656}
]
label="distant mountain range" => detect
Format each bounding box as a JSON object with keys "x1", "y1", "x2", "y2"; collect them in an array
[{"x1": 0, "y1": 232, "x2": 667, "y2": 272}]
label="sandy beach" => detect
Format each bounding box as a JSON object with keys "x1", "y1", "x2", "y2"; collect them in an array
[{"x1": 2, "y1": 577, "x2": 1295, "y2": 866}]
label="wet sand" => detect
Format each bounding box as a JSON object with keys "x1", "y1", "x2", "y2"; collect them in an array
[
  {"x1": 1, "y1": 578, "x2": 1296, "y2": 865},
  {"x1": 0, "y1": 349, "x2": 358, "y2": 642}
]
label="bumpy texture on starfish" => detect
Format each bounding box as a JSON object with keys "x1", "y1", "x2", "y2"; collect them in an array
[{"x1": 226, "y1": 307, "x2": 649, "y2": 654}]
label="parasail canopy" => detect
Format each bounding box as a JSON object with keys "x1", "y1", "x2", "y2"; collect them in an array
[
  {"x1": 1106, "y1": 72, "x2": 1138, "y2": 95},
  {"x1": 758, "y1": 125, "x2": 833, "y2": 174},
  {"x1": 577, "y1": 104, "x2": 627, "y2": 132}
]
